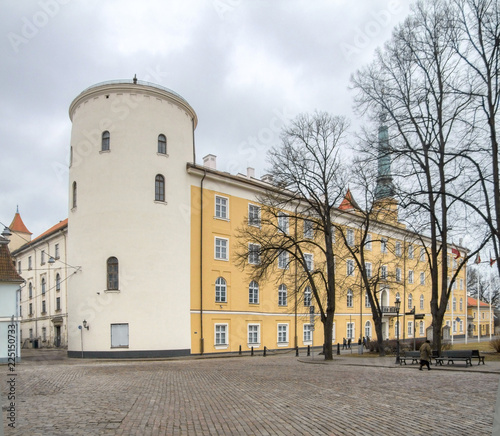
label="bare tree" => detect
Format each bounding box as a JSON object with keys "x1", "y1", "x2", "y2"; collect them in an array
[
  {"x1": 235, "y1": 112, "x2": 349, "y2": 360},
  {"x1": 351, "y1": 0, "x2": 489, "y2": 352}
]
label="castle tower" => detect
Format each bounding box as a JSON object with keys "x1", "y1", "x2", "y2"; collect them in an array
[
  {"x1": 67, "y1": 79, "x2": 197, "y2": 357},
  {"x1": 8, "y1": 207, "x2": 32, "y2": 251}
]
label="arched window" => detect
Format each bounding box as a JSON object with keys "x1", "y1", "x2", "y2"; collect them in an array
[
  {"x1": 41, "y1": 277, "x2": 46, "y2": 295},
  {"x1": 278, "y1": 284, "x2": 287, "y2": 306},
  {"x1": 420, "y1": 294, "x2": 424, "y2": 310},
  {"x1": 215, "y1": 277, "x2": 227, "y2": 302},
  {"x1": 72, "y1": 182, "x2": 77, "y2": 208},
  {"x1": 347, "y1": 289, "x2": 353, "y2": 308},
  {"x1": 102, "y1": 131, "x2": 110, "y2": 151},
  {"x1": 304, "y1": 286, "x2": 312, "y2": 306},
  {"x1": 364, "y1": 320, "x2": 372, "y2": 339},
  {"x1": 56, "y1": 273, "x2": 61, "y2": 291},
  {"x1": 158, "y1": 134, "x2": 167, "y2": 154},
  {"x1": 249, "y1": 281, "x2": 259, "y2": 304},
  {"x1": 408, "y1": 293, "x2": 413, "y2": 310},
  {"x1": 155, "y1": 174, "x2": 165, "y2": 202},
  {"x1": 107, "y1": 257, "x2": 119, "y2": 290}
]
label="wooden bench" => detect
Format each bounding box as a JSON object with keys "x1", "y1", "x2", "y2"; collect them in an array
[
  {"x1": 400, "y1": 351, "x2": 420, "y2": 365},
  {"x1": 471, "y1": 350, "x2": 485, "y2": 365},
  {"x1": 443, "y1": 350, "x2": 473, "y2": 367}
]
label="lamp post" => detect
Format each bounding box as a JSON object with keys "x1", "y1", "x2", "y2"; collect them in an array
[{"x1": 395, "y1": 295, "x2": 401, "y2": 364}]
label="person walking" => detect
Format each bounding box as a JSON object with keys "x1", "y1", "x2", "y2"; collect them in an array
[
  {"x1": 419, "y1": 340, "x2": 432, "y2": 371},
  {"x1": 342, "y1": 338, "x2": 346, "y2": 350}
]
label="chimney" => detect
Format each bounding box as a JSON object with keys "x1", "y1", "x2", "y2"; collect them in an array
[
  {"x1": 247, "y1": 167, "x2": 255, "y2": 178},
  {"x1": 203, "y1": 154, "x2": 217, "y2": 170}
]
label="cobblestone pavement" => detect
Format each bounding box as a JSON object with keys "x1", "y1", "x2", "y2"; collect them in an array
[{"x1": 1, "y1": 350, "x2": 498, "y2": 435}]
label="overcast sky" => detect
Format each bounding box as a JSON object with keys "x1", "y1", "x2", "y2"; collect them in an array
[{"x1": 0, "y1": 0, "x2": 411, "y2": 238}]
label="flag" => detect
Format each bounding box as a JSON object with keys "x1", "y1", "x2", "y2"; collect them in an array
[
  {"x1": 474, "y1": 253, "x2": 481, "y2": 264},
  {"x1": 451, "y1": 247, "x2": 460, "y2": 259}
]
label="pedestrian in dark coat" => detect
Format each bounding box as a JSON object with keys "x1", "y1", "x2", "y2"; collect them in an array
[
  {"x1": 342, "y1": 338, "x2": 346, "y2": 350},
  {"x1": 419, "y1": 340, "x2": 432, "y2": 370},
  {"x1": 347, "y1": 338, "x2": 351, "y2": 349}
]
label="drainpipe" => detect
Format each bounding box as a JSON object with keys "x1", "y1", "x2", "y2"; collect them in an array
[{"x1": 200, "y1": 169, "x2": 207, "y2": 354}]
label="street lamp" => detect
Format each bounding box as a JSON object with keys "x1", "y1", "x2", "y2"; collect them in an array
[{"x1": 395, "y1": 295, "x2": 401, "y2": 364}]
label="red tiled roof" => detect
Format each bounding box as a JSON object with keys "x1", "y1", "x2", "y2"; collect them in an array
[
  {"x1": 338, "y1": 189, "x2": 360, "y2": 211},
  {"x1": 9, "y1": 212, "x2": 31, "y2": 234},
  {"x1": 0, "y1": 238, "x2": 24, "y2": 283},
  {"x1": 467, "y1": 297, "x2": 490, "y2": 308},
  {"x1": 30, "y1": 219, "x2": 68, "y2": 245}
]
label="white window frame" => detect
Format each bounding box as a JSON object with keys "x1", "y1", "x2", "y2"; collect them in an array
[
  {"x1": 364, "y1": 320, "x2": 371, "y2": 339},
  {"x1": 460, "y1": 298, "x2": 463, "y2": 311},
  {"x1": 278, "y1": 212, "x2": 289, "y2": 234},
  {"x1": 453, "y1": 297, "x2": 457, "y2": 311},
  {"x1": 453, "y1": 320, "x2": 457, "y2": 333},
  {"x1": 304, "y1": 253, "x2": 313, "y2": 271},
  {"x1": 277, "y1": 323, "x2": 289, "y2": 346},
  {"x1": 347, "y1": 229, "x2": 355, "y2": 246},
  {"x1": 248, "y1": 204, "x2": 261, "y2": 227},
  {"x1": 111, "y1": 323, "x2": 129, "y2": 348},
  {"x1": 365, "y1": 233, "x2": 372, "y2": 251},
  {"x1": 420, "y1": 294, "x2": 424, "y2": 310},
  {"x1": 365, "y1": 292, "x2": 371, "y2": 308},
  {"x1": 278, "y1": 284, "x2": 287, "y2": 306},
  {"x1": 55, "y1": 243, "x2": 60, "y2": 259},
  {"x1": 278, "y1": 250, "x2": 289, "y2": 269},
  {"x1": 419, "y1": 321, "x2": 424, "y2": 336},
  {"x1": 381, "y1": 265, "x2": 388, "y2": 280},
  {"x1": 408, "y1": 293, "x2": 413, "y2": 310},
  {"x1": 408, "y1": 270, "x2": 414, "y2": 284},
  {"x1": 420, "y1": 272, "x2": 425, "y2": 285},
  {"x1": 304, "y1": 286, "x2": 312, "y2": 306},
  {"x1": 347, "y1": 322, "x2": 355, "y2": 340},
  {"x1": 396, "y1": 267, "x2": 401, "y2": 282},
  {"x1": 215, "y1": 323, "x2": 228, "y2": 349},
  {"x1": 347, "y1": 289, "x2": 353, "y2": 308},
  {"x1": 248, "y1": 243, "x2": 260, "y2": 265},
  {"x1": 408, "y1": 245, "x2": 414, "y2": 259},
  {"x1": 215, "y1": 277, "x2": 227, "y2": 303},
  {"x1": 407, "y1": 321, "x2": 413, "y2": 337},
  {"x1": 303, "y1": 324, "x2": 313, "y2": 344},
  {"x1": 303, "y1": 220, "x2": 314, "y2": 239},
  {"x1": 249, "y1": 281, "x2": 259, "y2": 304},
  {"x1": 247, "y1": 324, "x2": 260, "y2": 346},
  {"x1": 346, "y1": 259, "x2": 355, "y2": 277},
  {"x1": 214, "y1": 237, "x2": 229, "y2": 261},
  {"x1": 381, "y1": 238, "x2": 388, "y2": 254},
  {"x1": 215, "y1": 195, "x2": 229, "y2": 219},
  {"x1": 395, "y1": 241, "x2": 402, "y2": 257},
  {"x1": 365, "y1": 262, "x2": 372, "y2": 278},
  {"x1": 420, "y1": 247, "x2": 425, "y2": 262}
]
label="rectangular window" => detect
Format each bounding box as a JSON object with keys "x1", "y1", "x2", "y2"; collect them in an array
[
  {"x1": 248, "y1": 324, "x2": 259, "y2": 345},
  {"x1": 365, "y1": 293, "x2": 371, "y2": 308},
  {"x1": 248, "y1": 243, "x2": 260, "y2": 265},
  {"x1": 215, "y1": 324, "x2": 228, "y2": 346},
  {"x1": 381, "y1": 265, "x2": 387, "y2": 280},
  {"x1": 29, "y1": 328, "x2": 33, "y2": 339},
  {"x1": 408, "y1": 321, "x2": 413, "y2": 336},
  {"x1": 29, "y1": 303, "x2": 33, "y2": 316},
  {"x1": 460, "y1": 279, "x2": 464, "y2": 290},
  {"x1": 42, "y1": 300, "x2": 46, "y2": 314},
  {"x1": 304, "y1": 288, "x2": 311, "y2": 306},
  {"x1": 277, "y1": 324, "x2": 288, "y2": 344},
  {"x1": 408, "y1": 245, "x2": 414, "y2": 259},
  {"x1": 381, "y1": 238, "x2": 388, "y2": 254},
  {"x1": 365, "y1": 233, "x2": 372, "y2": 251},
  {"x1": 111, "y1": 323, "x2": 129, "y2": 348},
  {"x1": 395, "y1": 241, "x2": 402, "y2": 257},
  {"x1": 28, "y1": 256, "x2": 32, "y2": 270},
  {"x1": 248, "y1": 204, "x2": 261, "y2": 227},
  {"x1": 347, "y1": 229, "x2": 355, "y2": 246},
  {"x1": 396, "y1": 267, "x2": 401, "y2": 282},
  {"x1": 214, "y1": 237, "x2": 228, "y2": 260},
  {"x1": 365, "y1": 262, "x2": 372, "y2": 278},
  {"x1": 278, "y1": 250, "x2": 289, "y2": 269},
  {"x1": 420, "y1": 248, "x2": 425, "y2": 262},
  {"x1": 55, "y1": 243, "x2": 60, "y2": 259},
  {"x1": 408, "y1": 270, "x2": 414, "y2": 284},
  {"x1": 346, "y1": 259, "x2": 355, "y2": 277},
  {"x1": 278, "y1": 286, "x2": 287, "y2": 306},
  {"x1": 460, "y1": 320, "x2": 463, "y2": 332},
  {"x1": 420, "y1": 295, "x2": 424, "y2": 310},
  {"x1": 420, "y1": 272, "x2": 425, "y2": 285},
  {"x1": 215, "y1": 195, "x2": 228, "y2": 219},
  {"x1": 303, "y1": 324, "x2": 312, "y2": 343},
  {"x1": 41, "y1": 250, "x2": 46, "y2": 265},
  {"x1": 453, "y1": 321, "x2": 457, "y2": 333},
  {"x1": 419, "y1": 322, "x2": 424, "y2": 336},
  {"x1": 347, "y1": 322, "x2": 355, "y2": 339},
  {"x1": 304, "y1": 253, "x2": 313, "y2": 271},
  {"x1": 278, "y1": 212, "x2": 289, "y2": 234},
  {"x1": 303, "y1": 220, "x2": 314, "y2": 239},
  {"x1": 56, "y1": 297, "x2": 61, "y2": 311}
]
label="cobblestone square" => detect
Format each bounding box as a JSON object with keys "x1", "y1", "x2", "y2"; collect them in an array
[{"x1": 1, "y1": 351, "x2": 498, "y2": 435}]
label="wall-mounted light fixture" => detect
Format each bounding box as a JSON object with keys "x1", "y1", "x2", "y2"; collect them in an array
[{"x1": 82, "y1": 320, "x2": 89, "y2": 330}]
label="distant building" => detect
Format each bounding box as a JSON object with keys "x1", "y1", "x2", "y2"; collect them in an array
[
  {"x1": 10, "y1": 215, "x2": 69, "y2": 348},
  {"x1": 467, "y1": 297, "x2": 493, "y2": 338},
  {"x1": 0, "y1": 229, "x2": 23, "y2": 363}
]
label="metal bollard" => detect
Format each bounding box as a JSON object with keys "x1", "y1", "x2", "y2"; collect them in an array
[
  {"x1": 295, "y1": 346, "x2": 299, "y2": 357},
  {"x1": 337, "y1": 342, "x2": 340, "y2": 355},
  {"x1": 239, "y1": 345, "x2": 242, "y2": 355},
  {"x1": 307, "y1": 345, "x2": 310, "y2": 356},
  {"x1": 263, "y1": 346, "x2": 267, "y2": 357},
  {"x1": 251, "y1": 346, "x2": 254, "y2": 356}
]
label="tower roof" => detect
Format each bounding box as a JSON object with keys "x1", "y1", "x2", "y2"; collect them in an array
[
  {"x1": 338, "y1": 189, "x2": 360, "y2": 211},
  {"x1": 9, "y1": 211, "x2": 32, "y2": 235},
  {"x1": 0, "y1": 236, "x2": 24, "y2": 283}
]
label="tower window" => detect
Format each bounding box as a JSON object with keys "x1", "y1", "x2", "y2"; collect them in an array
[
  {"x1": 158, "y1": 134, "x2": 167, "y2": 154},
  {"x1": 102, "y1": 131, "x2": 110, "y2": 151},
  {"x1": 72, "y1": 182, "x2": 77, "y2": 209},
  {"x1": 107, "y1": 257, "x2": 119, "y2": 290},
  {"x1": 155, "y1": 174, "x2": 165, "y2": 202}
]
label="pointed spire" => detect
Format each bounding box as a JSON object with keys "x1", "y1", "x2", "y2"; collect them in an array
[
  {"x1": 339, "y1": 188, "x2": 360, "y2": 211},
  {"x1": 9, "y1": 209, "x2": 31, "y2": 235},
  {"x1": 374, "y1": 115, "x2": 395, "y2": 200}
]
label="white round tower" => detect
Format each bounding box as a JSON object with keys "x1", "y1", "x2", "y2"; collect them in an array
[{"x1": 67, "y1": 79, "x2": 197, "y2": 357}]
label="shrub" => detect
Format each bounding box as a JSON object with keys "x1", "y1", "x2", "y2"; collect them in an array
[{"x1": 490, "y1": 338, "x2": 500, "y2": 352}]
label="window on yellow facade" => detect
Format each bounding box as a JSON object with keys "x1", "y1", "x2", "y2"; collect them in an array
[
  {"x1": 460, "y1": 298, "x2": 463, "y2": 311},
  {"x1": 215, "y1": 195, "x2": 228, "y2": 219},
  {"x1": 365, "y1": 320, "x2": 372, "y2": 339},
  {"x1": 395, "y1": 241, "x2": 402, "y2": 257},
  {"x1": 365, "y1": 262, "x2": 372, "y2": 278},
  {"x1": 304, "y1": 253, "x2": 313, "y2": 271},
  {"x1": 248, "y1": 324, "x2": 259, "y2": 345},
  {"x1": 303, "y1": 324, "x2": 313, "y2": 343},
  {"x1": 365, "y1": 292, "x2": 371, "y2": 308},
  {"x1": 346, "y1": 259, "x2": 355, "y2": 277},
  {"x1": 215, "y1": 237, "x2": 228, "y2": 260},
  {"x1": 420, "y1": 272, "x2": 425, "y2": 285},
  {"x1": 304, "y1": 286, "x2": 312, "y2": 306},
  {"x1": 420, "y1": 294, "x2": 424, "y2": 310},
  {"x1": 408, "y1": 245, "x2": 414, "y2": 259},
  {"x1": 278, "y1": 212, "x2": 289, "y2": 234},
  {"x1": 347, "y1": 229, "x2": 355, "y2": 246},
  {"x1": 347, "y1": 289, "x2": 353, "y2": 308},
  {"x1": 381, "y1": 265, "x2": 387, "y2": 280},
  {"x1": 278, "y1": 250, "x2": 289, "y2": 269},
  {"x1": 381, "y1": 238, "x2": 388, "y2": 254},
  {"x1": 215, "y1": 324, "x2": 228, "y2": 345},
  {"x1": 303, "y1": 220, "x2": 313, "y2": 239},
  {"x1": 278, "y1": 284, "x2": 287, "y2": 306},
  {"x1": 408, "y1": 293, "x2": 413, "y2": 310},
  {"x1": 420, "y1": 247, "x2": 425, "y2": 262},
  {"x1": 249, "y1": 281, "x2": 259, "y2": 304},
  {"x1": 407, "y1": 321, "x2": 413, "y2": 336},
  {"x1": 419, "y1": 321, "x2": 424, "y2": 336},
  {"x1": 408, "y1": 270, "x2": 414, "y2": 284},
  {"x1": 453, "y1": 297, "x2": 457, "y2": 311},
  {"x1": 248, "y1": 243, "x2": 260, "y2": 265},
  {"x1": 396, "y1": 267, "x2": 401, "y2": 282},
  {"x1": 277, "y1": 324, "x2": 288, "y2": 343},
  {"x1": 215, "y1": 277, "x2": 227, "y2": 303},
  {"x1": 248, "y1": 204, "x2": 261, "y2": 227},
  {"x1": 365, "y1": 233, "x2": 372, "y2": 251}
]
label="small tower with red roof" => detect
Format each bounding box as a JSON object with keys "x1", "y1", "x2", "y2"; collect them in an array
[{"x1": 8, "y1": 207, "x2": 32, "y2": 252}]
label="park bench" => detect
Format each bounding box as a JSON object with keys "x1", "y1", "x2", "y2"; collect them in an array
[
  {"x1": 441, "y1": 350, "x2": 473, "y2": 367},
  {"x1": 400, "y1": 351, "x2": 420, "y2": 365},
  {"x1": 471, "y1": 350, "x2": 485, "y2": 365}
]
